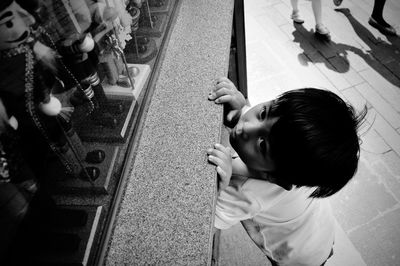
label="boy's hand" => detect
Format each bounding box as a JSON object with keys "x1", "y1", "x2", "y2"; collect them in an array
[
  {"x1": 208, "y1": 77, "x2": 247, "y2": 125},
  {"x1": 207, "y1": 143, "x2": 232, "y2": 191}
]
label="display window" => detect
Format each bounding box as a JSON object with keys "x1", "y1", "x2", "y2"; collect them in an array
[{"x1": 0, "y1": 0, "x2": 178, "y2": 264}]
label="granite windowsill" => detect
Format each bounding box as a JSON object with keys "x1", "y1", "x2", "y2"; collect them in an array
[{"x1": 105, "y1": 1, "x2": 234, "y2": 265}]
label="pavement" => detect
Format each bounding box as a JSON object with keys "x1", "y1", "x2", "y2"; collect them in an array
[{"x1": 218, "y1": 0, "x2": 400, "y2": 265}]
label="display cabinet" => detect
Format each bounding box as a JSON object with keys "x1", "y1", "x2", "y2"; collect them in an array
[{"x1": 0, "y1": 0, "x2": 179, "y2": 264}]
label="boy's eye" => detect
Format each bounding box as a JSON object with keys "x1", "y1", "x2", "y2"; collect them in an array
[
  {"x1": 5, "y1": 21, "x2": 13, "y2": 28},
  {"x1": 259, "y1": 138, "x2": 266, "y2": 155},
  {"x1": 260, "y1": 106, "x2": 267, "y2": 120}
]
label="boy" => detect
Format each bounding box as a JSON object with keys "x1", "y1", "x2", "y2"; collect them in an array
[{"x1": 207, "y1": 77, "x2": 366, "y2": 266}]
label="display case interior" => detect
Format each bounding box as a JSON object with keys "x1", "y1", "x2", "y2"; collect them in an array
[{"x1": 0, "y1": 0, "x2": 179, "y2": 265}]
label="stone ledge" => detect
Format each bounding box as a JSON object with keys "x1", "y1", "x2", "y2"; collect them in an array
[{"x1": 105, "y1": 1, "x2": 234, "y2": 265}]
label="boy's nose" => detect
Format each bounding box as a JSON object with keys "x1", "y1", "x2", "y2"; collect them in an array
[{"x1": 240, "y1": 122, "x2": 260, "y2": 139}]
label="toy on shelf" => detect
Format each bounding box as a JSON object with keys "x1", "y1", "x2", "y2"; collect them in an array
[
  {"x1": 0, "y1": 0, "x2": 104, "y2": 181},
  {"x1": 124, "y1": 0, "x2": 158, "y2": 64},
  {"x1": 97, "y1": 0, "x2": 138, "y2": 89},
  {"x1": 0, "y1": 97, "x2": 38, "y2": 258},
  {"x1": 41, "y1": 0, "x2": 124, "y2": 129}
]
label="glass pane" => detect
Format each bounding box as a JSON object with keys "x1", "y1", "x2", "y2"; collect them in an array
[{"x1": 0, "y1": 0, "x2": 178, "y2": 264}]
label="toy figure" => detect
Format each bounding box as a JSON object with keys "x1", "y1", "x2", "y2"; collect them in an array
[
  {"x1": 98, "y1": 0, "x2": 139, "y2": 88},
  {"x1": 125, "y1": 0, "x2": 158, "y2": 64},
  {"x1": 50, "y1": 0, "x2": 124, "y2": 128},
  {"x1": 0, "y1": 0, "x2": 103, "y2": 180},
  {"x1": 0, "y1": 97, "x2": 37, "y2": 260}
]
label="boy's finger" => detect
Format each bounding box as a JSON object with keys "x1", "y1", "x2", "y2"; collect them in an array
[
  {"x1": 214, "y1": 143, "x2": 230, "y2": 155},
  {"x1": 216, "y1": 77, "x2": 231, "y2": 84},
  {"x1": 227, "y1": 110, "x2": 239, "y2": 122},
  {"x1": 209, "y1": 87, "x2": 230, "y2": 100},
  {"x1": 207, "y1": 155, "x2": 224, "y2": 167},
  {"x1": 213, "y1": 87, "x2": 233, "y2": 97},
  {"x1": 216, "y1": 166, "x2": 226, "y2": 180},
  {"x1": 214, "y1": 95, "x2": 232, "y2": 104},
  {"x1": 210, "y1": 79, "x2": 230, "y2": 93},
  {"x1": 207, "y1": 147, "x2": 225, "y2": 159},
  {"x1": 215, "y1": 81, "x2": 234, "y2": 91}
]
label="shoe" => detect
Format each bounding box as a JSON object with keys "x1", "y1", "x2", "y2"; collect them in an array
[
  {"x1": 368, "y1": 17, "x2": 397, "y2": 36},
  {"x1": 334, "y1": 8, "x2": 351, "y2": 17},
  {"x1": 291, "y1": 11, "x2": 304, "y2": 24},
  {"x1": 333, "y1": 0, "x2": 343, "y2": 6},
  {"x1": 315, "y1": 24, "x2": 330, "y2": 36}
]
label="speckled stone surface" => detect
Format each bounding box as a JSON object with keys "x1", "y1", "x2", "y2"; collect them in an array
[{"x1": 105, "y1": 1, "x2": 234, "y2": 265}]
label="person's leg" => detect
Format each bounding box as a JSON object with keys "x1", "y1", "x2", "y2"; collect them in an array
[
  {"x1": 291, "y1": 0, "x2": 299, "y2": 12},
  {"x1": 290, "y1": 0, "x2": 304, "y2": 24},
  {"x1": 312, "y1": 0, "x2": 330, "y2": 35},
  {"x1": 371, "y1": 0, "x2": 388, "y2": 25},
  {"x1": 369, "y1": 0, "x2": 397, "y2": 35}
]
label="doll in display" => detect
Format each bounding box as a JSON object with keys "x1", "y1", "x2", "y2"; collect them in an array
[
  {"x1": 53, "y1": 0, "x2": 124, "y2": 129},
  {"x1": 0, "y1": 97, "x2": 38, "y2": 260},
  {"x1": 149, "y1": 0, "x2": 165, "y2": 8},
  {"x1": 0, "y1": 0, "x2": 104, "y2": 181},
  {"x1": 98, "y1": 0, "x2": 140, "y2": 88},
  {"x1": 125, "y1": 0, "x2": 158, "y2": 64}
]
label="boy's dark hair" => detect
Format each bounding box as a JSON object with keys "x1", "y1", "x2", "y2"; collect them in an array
[{"x1": 268, "y1": 88, "x2": 367, "y2": 198}]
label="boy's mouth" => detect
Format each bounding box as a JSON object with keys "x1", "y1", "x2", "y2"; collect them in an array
[
  {"x1": 231, "y1": 126, "x2": 240, "y2": 139},
  {"x1": 232, "y1": 122, "x2": 244, "y2": 138}
]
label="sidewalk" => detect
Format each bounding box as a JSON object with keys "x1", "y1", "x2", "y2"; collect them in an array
[{"x1": 219, "y1": 0, "x2": 400, "y2": 265}]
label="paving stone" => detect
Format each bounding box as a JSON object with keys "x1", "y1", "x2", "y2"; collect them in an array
[
  {"x1": 273, "y1": 2, "x2": 291, "y2": 24},
  {"x1": 246, "y1": 0, "x2": 281, "y2": 11},
  {"x1": 307, "y1": 51, "x2": 352, "y2": 91},
  {"x1": 324, "y1": 221, "x2": 367, "y2": 266},
  {"x1": 263, "y1": 5, "x2": 288, "y2": 27},
  {"x1": 281, "y1": 24, "x2": 318, "y2": 57},
  {"x1": 254, "y1": 13, "x2": 291, "y2": 45},
  {"x1": 385, "y1": 60, "x2": 400, "y2": 81},
  {"x1": 345, "y1": 49, "x2": 370, "y2": 72},
  {"x1": 361, "y1": 128, "x2": 391, "y2": 155},
  {"x1": 245, "y1": 12, "x2": 270, "y2": 43},
  {"x1": 341, "y1": 86, "x2": 369, "y2": 112},
  {"x1": 382, "y1": 151, "x2": 400, "y2": 177},
  {"x1": 328, "y1": 54, "x2": 351, "y2": 73},
  {"x1": 367, "y1": 108, "x2": 400, "y2": 157},
  {"x1": 373, "y1": 159, "x2": 400, "y2": 202},
  {"x1": 349, "y1": 208, "x2": 400, "y2": 266},
  {"x1": 330, "y1": 154, "x2": 398, "y2": 233},
  {"x1": 355, "y1": 83, "x2": 400, "y2": 129},
  {"x1": 329, "y1": 56, "x2": 365, "y2": 86},
  {"x1": 359, "y1": 68, "x2": 400, "y2": 113},
  {"x1": 246, "y1": 40, "x2": 286, "y2": 81}
]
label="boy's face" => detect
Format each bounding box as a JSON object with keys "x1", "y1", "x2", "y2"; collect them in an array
[{"x1": 230, "y1": 101, "x2": 278, "y2": 173}]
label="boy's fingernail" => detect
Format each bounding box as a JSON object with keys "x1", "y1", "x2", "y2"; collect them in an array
[{"x1": 207, "y1": 148, "x2": 213, "y2": 153}]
